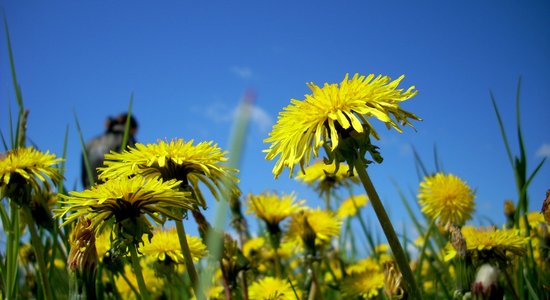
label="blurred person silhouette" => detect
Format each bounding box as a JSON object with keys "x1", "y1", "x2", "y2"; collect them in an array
[{"x1": 81, "y1": 113, "x2": 138, "y2": 188}]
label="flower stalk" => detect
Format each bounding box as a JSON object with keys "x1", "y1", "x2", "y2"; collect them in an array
[
  {"x1": 128, "y1": 242, "x2": 150, "y2": 300},
  {"x1": 353, "y1": 158, "x2": 423, "y2": 300}
]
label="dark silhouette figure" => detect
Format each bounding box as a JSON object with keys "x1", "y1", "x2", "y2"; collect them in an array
[{"x1": 81, "y1": 113, "x2": 138, "y2": 188}]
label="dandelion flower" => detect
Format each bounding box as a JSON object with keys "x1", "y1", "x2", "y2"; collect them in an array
[
  {"x1": 56, "y1": 176, "x2": 195, "y2": 247},
  {"x1": 140, "y1": 227, "x2": 206, "y2": 264},
  {"x1": 341, "y1": 269, "x2": 385, "y2": 299},
  {"x1": 248, "y1": 276, "x2": 297, "y2": 300},
  {"x1": 444, "y1": 226, "x2": 529, "y2": 262},
  {"x1": 0, "y1": 147, "x2": 62, "y2": 204},
  {"x1": 295, "y1": 161, "x2": 359, "y2": 195},
  {"x1": 264, "y1": 73, "x2": 419, "y2": 178},
  {"x1": 99, "y1": 139, "x2": 239, "y2": 207},
  {"x1": 337, "y1": 194, "x2": 368, "y2": 218},
  {"x1": 246, "y1": 191, "x2": 304, "y2": 229},
  {"x1": 286, "y1": 208, "x2": 341, "y2": 245},
  {"x1": 115, "y1": 264, "x2": 164, "y2": 299},
  {"x1": 418, "y1": 173, "x2": 475, "y2": 226}
]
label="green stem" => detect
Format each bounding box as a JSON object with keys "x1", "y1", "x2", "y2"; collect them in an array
[
  {"x1": 128, "y1": 243, "x2": 150, "y2": 300},
  {"x1": 353, "y1": 159, "x2": 423, "y2": 300},
  {"x1": 175, "y1": 219, "x2": 204, "y2": 300},
  {"x1": 353, "y1": 199, "x2": 378, "y2": 259},
  {"x1": 414, "y1": 220, "x2": 436, "y2": 284},
  {"x1": 24, "y1": 206, "x2": 54, "y2": 300}
]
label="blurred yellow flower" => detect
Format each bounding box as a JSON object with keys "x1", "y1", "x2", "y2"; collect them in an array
[
  {"x1": 444, "y1": 226, "x2": 529, "y2": 261},
  {"x1": 264, "y1": 73, "x2": 419, "y2": 178},
  {"x1": 418, "y1": 173, "x2": 475, "y2": 226},
  {"x1": 140, "y1": 227, "x2": 206, "y2": 264},
  {"x1": 295, "y1": 161, "x2": 359, "y2": 195},
  {"x1": 341, "y1": 269, "x2": 385, "y2": 299},
  {"x1": 246, "y1": 191, "x2": 304, "y2": 227},
  {"x1": 337, "y1": 194, "x2": 368, "y2": 218},
  {"x1": 56, "y1": 176, "x2": 195, "y2": 244},
  {"x1": 115, "y1": 264, "x2": 164, "y2": 299},
  {"x1": 248, "y1": 276, "x2": 297, "y2": 300},
  {"x1": 286, "y1": 208, "x2": 341, "y2": 244},
  {"x1": 99, "y1": 138, "x2": 239, "y2": 207},
  {"x1": 0, "y1": 147, "x2": 62, "y2": 201}
]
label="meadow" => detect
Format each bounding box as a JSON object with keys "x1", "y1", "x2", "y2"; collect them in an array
[{"x1": 0, "y1": 24, "x2": 548, "y2": 300}]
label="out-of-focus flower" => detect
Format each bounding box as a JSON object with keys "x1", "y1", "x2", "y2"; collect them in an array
[
  {"x1": 248, "y1": 276, "x2": 297, "y2": 300},
  {"x1": 115, "y1": 264, "x2": 164, "y2": 299},
  {"x1": 445, "y1": 226, "x2": 529, "y2": 262},
  {"x1": 418, "y1": 173, "x2": 475, "y2": 227},
  {"x1": 286, "y1": 208, "x2": 341, "y2": 245},
  {"x1": 295, "y1": 161, "x2": 359, "y2": 196},
  {"x1": 341, "y1": 268, "x2": 385, "y2": 299},
  {"x1": 246, "y1": 191, "x2": 304, "y2": 229},
  {"x1": 99, "y1": 138, "x2": 239, "y2": 207},
  {"x1": 0, "y1": 147, "x2": 62, "y2": 204},
  {"x1": 264, "y1": 73, "x2": 419, "y2": 178},
  {"x1": 56, "y1": 176, "x2": 194, "y2": 249},
  {"x1": 140, "y1": 227, "x2": 206, "y2": 264},
  {"x1": 337, "y1": 194, "x2": 368, "y2": 218}
]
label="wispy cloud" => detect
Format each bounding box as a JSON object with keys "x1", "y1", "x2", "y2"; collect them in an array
[
  {"x1": 200, "y1": 101, "x2": 273, "y2": 133},
  {"x1": 230, "y1": 66, "x2": 253, "y2": 79},
  {"x1": 536, "y1": 143, "x2": 550, "y2": 158},
  {"x1": 248, "y1": 105, "x2": 273, "y2": 132}
]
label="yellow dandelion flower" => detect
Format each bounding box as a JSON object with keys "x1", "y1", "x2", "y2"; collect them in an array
[
  {"x1": 295, "y1": 160, "x2": 359, "y2": 195},
  {"x1": 246, "y1": 191, "x2": 304, "y2": 227},
  {"x1": 418, "y1": 173, "x2": 475, "y2": 226},
  {"x1": 243, "y1": 236, "x2": 266, "y2": 257},
  {"x1": 56, "y1": 176, "x2": 195, "y2": 246},
  {"x1": 337, "y1": 194, "x2": 368, "y2": 218},
  {"x1": 95, "y1": 231, "x2": 112, "y2": 262},
  {"x1": 99, "y1": 139, "x2": 239, "y2": 207},
  {"x1": 0, "y1": 147, "x2": 62, "y2": 202},
  {"x1": 444, "y1": 226, "x2": 529, "y2": 261},
  {"x1": 140, "y1": 227, "x2": 206, "y2": 264},
  {"x1": 248, "y1": 276, "x2": 297, "y2": 300},
  {"x1": 115, "y1": 264, "x2": 164, "y2": 299},
  {"x1": 347, "y1": 257, "x2": 382, "y2": 274},
  {"x1": 264, "y1": 73, "x2": 419, "y2": 178},
  {"x1": 341, "y1": 269, "x2": 385, "y2": 299},
  {"x1": 286, "y1": 208, "x2": 341, "y2": 244}
]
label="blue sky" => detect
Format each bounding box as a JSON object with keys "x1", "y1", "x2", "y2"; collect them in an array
[{"x1": 1, "y1": 1, "x2": 549, "y2": 240}]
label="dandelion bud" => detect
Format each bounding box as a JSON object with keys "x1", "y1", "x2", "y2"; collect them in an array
[
  {"x1": 384, "y1": 261, "x2": 405, "y2": 299},
  {"x1": 68, "y1": 218, "x2": 98, "y2": 299},
  {"x1": 504, "y1": 200, "x2": 516, "y2": 228},
  {"x1": 449, "y1": 223, "x2": 467, "y2": 259},
  {"x1": 541, "y1": 189, "x2": 550, "y2": 224},
  {"x1": 471, "y1": 264, "x2": 501, "y2": 299}
]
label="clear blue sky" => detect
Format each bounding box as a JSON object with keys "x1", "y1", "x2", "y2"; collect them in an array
[{"x1": 1, "y1": 1, "x2": 549, "y2": 239}]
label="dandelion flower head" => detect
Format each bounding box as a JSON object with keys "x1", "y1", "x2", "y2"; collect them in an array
[
  {"x1": 286, "y1": 208, "x2": 342, "y2": 245},
  {"x1": 341, "y1": 269, "x2": 385, "y2": 299},
  {"x1": 248, "y1": 276, "x2": 297, "y2": 300},
  {"x1": 337, "y1": 194, "x2": 368, "y2": 218},
  {"x1": 264, "y1": 73, "x2": 419, "y2": 178},
  {"x1": 418, "y1": 173, "x2": 475, "y2": 226},
  {"x1": 56, "y1": 176, "x2": 195, "y2": 245},
  {"x1": 0, "y1": 147, "x2": 62, "y2": 199},
  {"x1": 444, "y1": 226, "x2": 529, "y2": 262},
  {"x1": 295, "y1": 161, "x2": 359, "y2": 195},
  {"x1": 99, "y1": 139, "x2": 239, "y2": 208},
  {"x1": 140, "y1": 227, "x2": 207, "y2": 264},
  {"x1": 246, "y1": 191, "x2": 304, "y2": 228}
]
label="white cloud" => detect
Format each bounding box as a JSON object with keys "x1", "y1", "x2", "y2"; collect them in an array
[
  {"x1": 536, "y1": 143, "x2": 550, "y2": 158},
  {"x1": 248, "y1": 105, "x2": 273, "y2": 132},
  {"x1": 230, "y1": 66, "x2": 253, "y2": 79},
  {"x1": 200, "y1": 101, "x2": 273, "y2": 133}
]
